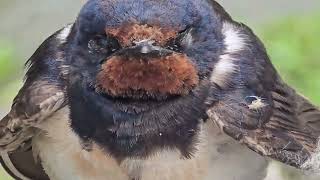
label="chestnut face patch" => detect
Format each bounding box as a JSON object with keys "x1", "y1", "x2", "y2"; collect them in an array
[
  {"x1": 106, "y1": 23, "x2": 178, "y2": 47},
  {"x1": 96, "y1": 53, "x2": 199, "y2": 99}
]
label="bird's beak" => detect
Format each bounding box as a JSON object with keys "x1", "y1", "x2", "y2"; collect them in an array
[{"x1": 116, "y1": 39, "x2": 173, "y2": 58}]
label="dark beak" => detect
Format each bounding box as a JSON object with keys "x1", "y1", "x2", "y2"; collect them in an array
[{"x1": 116, "y1": 39, "x2": 173, "y2": 58}]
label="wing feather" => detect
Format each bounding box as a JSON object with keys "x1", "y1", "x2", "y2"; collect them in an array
[
  {"x1": 0, "y1": 24, "x2": 72, "y2": 180},
  {"x1": 209, "y1": 76, "x2": 320, "y2": 168},
  {"x1": 207, "y1": 17, "x2": 320, "y2": 169}
]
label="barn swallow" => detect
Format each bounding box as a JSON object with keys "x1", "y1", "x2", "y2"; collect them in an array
[{"x1": 1, "y1": 0, "x2": 320, "y2": 180}]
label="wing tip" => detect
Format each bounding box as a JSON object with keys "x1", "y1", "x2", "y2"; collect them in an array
[
  {"x1": 0, "y1": 150, "x2": 50, "y2": 180},
  {"x1": 301, "y1": 140, "x2": 320, "y2": 173},
  {"x1": 0, "y1": 152, "x2": 30, "y2": 180}
]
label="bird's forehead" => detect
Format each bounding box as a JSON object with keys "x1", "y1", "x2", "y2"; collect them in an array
[{"x1": 78, "y1": 0, "x2": 216, "y2": 33}]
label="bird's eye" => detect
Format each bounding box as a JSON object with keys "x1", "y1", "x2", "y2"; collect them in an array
[
  {"x1": 88, "y1": 35, "x2": 121, "y2": 54},
  {"x1": 166, "y1": 28, "x2": 193, "y2": 52}
]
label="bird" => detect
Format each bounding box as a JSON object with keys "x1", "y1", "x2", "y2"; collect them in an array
[{"x1": 1, "y1": 0, "x2": 320, "y2": 180}]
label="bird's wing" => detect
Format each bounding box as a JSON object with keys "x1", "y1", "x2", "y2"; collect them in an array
[
  {"x1": 206, "y1": 14, "x2": 320, "y2": 170},
  {"x1": 208, "y1": 77, "x2": 320, "y2": 169},
  {"x1": 0, "y1": 24, "x2": 73, "y2": 180}
]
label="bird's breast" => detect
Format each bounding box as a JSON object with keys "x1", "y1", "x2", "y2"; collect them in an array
[
  {"x1": 32, "y1": 107, "x2": 128, "y2": 180},
  {"x1": 33, "y1": 107, "x2": 210, "y2": 180}
]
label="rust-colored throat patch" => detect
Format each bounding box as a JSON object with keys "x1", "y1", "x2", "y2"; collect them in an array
[{"x1": 96, "y1": 54, "x2": 199, "y2": 99}]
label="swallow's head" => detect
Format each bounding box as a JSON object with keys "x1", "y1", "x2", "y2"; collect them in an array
[
  {"x1": 67, "y1": 0, "x2": 243, "y2": 157},
  {"x1": 68, "y1": 0, "x2": 231, "y2": 100}
]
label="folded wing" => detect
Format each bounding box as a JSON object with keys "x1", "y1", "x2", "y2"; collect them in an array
[
  {"x1": 0, "y1": 25, "x2": 72, "y2": 180},
  {"x1": 209, "y1": 76, "x2": 320, "y2": 169}
]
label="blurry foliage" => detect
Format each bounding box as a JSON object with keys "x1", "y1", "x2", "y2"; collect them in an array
[
  {"x1": 0, "y1": 44, "x2": 16, "y2": 84},
  {"x1": 0, "y1": 169, "x2": 11, "y2": 180},
  {"x1": 0, "y1": 43, "x2": 21, "y2": 107},
  {"x1": 258, "y1": 14, "x2": 320, "y2": 104}
]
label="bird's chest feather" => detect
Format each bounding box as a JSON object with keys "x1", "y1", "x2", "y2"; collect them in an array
[{"x1": 32, "y1": 107, "x2": 209, "y2": 180}]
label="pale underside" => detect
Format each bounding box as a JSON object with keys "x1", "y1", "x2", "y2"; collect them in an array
[
  {"x1": 31, "y1": 106, "x2": 270, "y2": 180},
  {"x1": 32, "y1": 107, "x2": 211, "y2": 180}
]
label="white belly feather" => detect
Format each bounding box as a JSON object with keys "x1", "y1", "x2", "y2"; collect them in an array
[{"x1": 32, "y1": 107, "x2": 210, "y2": 180}]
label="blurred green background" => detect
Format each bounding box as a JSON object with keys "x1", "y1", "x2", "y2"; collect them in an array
[
  {"x1": 261, "y1": 14, "x2": 320, "y2": 104},
  {"x1": 0, "y1": 0, "x2": 319, "y2": 180}
]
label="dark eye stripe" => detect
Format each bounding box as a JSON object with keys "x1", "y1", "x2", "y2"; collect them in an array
[
  {"x1": 88, "y1": 35, "x2": 121, "y2": 54},
  {"x1": 165, "y1": 28, "x2": 193, "y2": 52}
]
